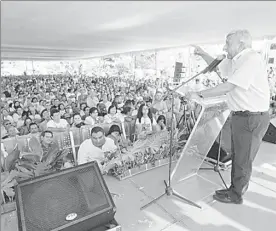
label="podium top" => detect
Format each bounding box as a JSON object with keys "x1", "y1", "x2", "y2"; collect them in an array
[
  {"x1": 174, "y1": 85, "x2": 228, "y2": 107},
  {"x1": 193, "y1": 95, "x2": 228, "y2": 107}
]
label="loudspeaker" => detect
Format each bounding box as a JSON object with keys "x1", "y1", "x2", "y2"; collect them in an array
[
  {"x1": 263, "y1": 123, "x2": 276, "y2": 144},
  {"x1": 15, "y1": 161, "x2": 116, "y2": 231}
]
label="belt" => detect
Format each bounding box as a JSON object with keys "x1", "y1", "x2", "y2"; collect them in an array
[{"x1": 232, "y1": 111, "x2": 267, "y2": 116}]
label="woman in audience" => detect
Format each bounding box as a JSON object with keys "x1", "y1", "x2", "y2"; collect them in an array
[
  {"x1": 13, "y1": 101, "x2": 22, "y2": 110},
  {"x1": 28, "y1": 105, "x2": 41, "y2": 122},
  {"x1": 101, "y1": 94, "x2": 112, "y2": 110},
  {"x1": 107, "y1": 124, "x2": 129, "y2": 150},
  {"x1": 104, "y1": 104, "x2": 123, "y2": 124},
  {"x1": 58, "y1": 103, "x2": 66, "y2": 117},
  {"x1": 72, "y1": 113, "x2": 86, "y2": 128},
  {"x1": 79, "y1": 103, "x2": 87, "y2": 118},
  {"x1": 19, "y1": 117, "x2": 32, "y2": 135},
  {"x1": 156, "y1": 115, "x2": 167, "y2": 131},
  {"x1": 39, "y1": 109, "x2": 51, "y2": 131},
  {"x1": 152, "y1": 90, "x2": 168, "y2": 116},
  {"x1": 84, "y1": 107, "x2": 99, "y2": 125},
  {"x1": 136, "y1": 104, "x2": 157, "y2": 137},
  {"x1": 81, "y1": 106, "x2": 90, "y2": 120},
  {"x1": 13, "y1": 107, "x2": 26, "y2": 128},
  {"x1": 1, "y1": 108, "x2": 14, "y2": 124}
]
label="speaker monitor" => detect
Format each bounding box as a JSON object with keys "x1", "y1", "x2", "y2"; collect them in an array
[
  {"x1": 15, "y1": 161, "x2": 116, "y2": 231},
  {"x1": 262, "y1": 122, "x2": 276, "y2": 144}
]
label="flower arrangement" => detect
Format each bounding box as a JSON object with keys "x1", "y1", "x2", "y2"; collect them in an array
[
  {"x1": 104, "y1": 128, "x2": 188, "y2": 179},
  {"x1": 1, "y1": 136, "x2": 72, "y2": 205}
]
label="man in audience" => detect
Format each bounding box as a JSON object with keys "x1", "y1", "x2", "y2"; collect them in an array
[
  {"x1": 77, "y1": 126, "x2": 117, "y2": 172},
  {"x1": 2, "y1": 125, "x2": 18, "y2": 139},
  {"x1": 40, "y1": 130, "x2": 60, "y2": 162},
  {"x1": 29, "y1": 122, "x2": 40, "y2": 134},
  {"x1": 47, "y1": 108, "x2": 70, "y2": 131}
]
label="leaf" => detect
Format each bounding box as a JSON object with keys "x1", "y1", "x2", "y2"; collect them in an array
[
  {"x1": 4, "y1": 148, "x2": 20, "y2": 172},
  {"x1": 21, "y1": 154, "x2": 41, "y2": 163},
  {"x1": 43, "y1": 144, "x2": 60, "y2": 165},
  {"x1": 28, "y1": 136, "x2": 43, "y2": 157},
  {"x1": 16, "y1": 171, "x2": 34, "y2": 181},
  {"x1": 34, "y1": 162, "x2": 51, "y2": 177},
  {"x1": 1, "y1": 171, "x2": 18, "y2": 200},
  {"x1": 1, "y1": 172, "x2": 10, "y2": 182},
  {"x1": 2, "y1": 179, "x2": 17, "y2": 189},
  {"x1": 2, "y1": 187, "x2": 15, "y2": 198},
  {"x1": 53, "y1": 149, "x2": 69, "y2": 163},
  {"x1": 1, "y1": 170, "x2": 18, "y2": 186},
  {"x1": 16, "y1": 164, "x2": 34, "y2": 175},
  {"x1": 103, "y1": 158, "x2": 122, "y2": 172}
]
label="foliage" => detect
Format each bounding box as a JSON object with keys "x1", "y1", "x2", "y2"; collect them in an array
[
  {"x1": 1, "y1": 138, "x2": 71, "y2": 204},
  {"x1": 1, "y1": 170, "x2": 18, "y2": 204},
  {"x1": 105, "y1": 129, "x2": 188, "y2": 177}
]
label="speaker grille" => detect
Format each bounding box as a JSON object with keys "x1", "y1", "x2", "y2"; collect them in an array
[{"x1": 17, "y1": 164, "x2": 111, "y2": 231}]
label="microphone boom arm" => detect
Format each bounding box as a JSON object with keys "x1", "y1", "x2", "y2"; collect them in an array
[{"x1": 171, "y1": 56, "x2": 225, "y2": 93}]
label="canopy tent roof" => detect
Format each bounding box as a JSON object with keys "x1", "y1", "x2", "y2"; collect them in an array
[{"x1": 1, "y1": 1, "x2": 276, "y2": 61}]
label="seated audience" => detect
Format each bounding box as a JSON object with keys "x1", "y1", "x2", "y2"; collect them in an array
[
  {"x1": 156, "y1": 115, "x2": 167, "y2": 131},
  {"x1": 77, "y1": 126, "x2": 117, "y2": 171},
  {"x1": 72, "y1": 113, "x2": 86, "y2": 128},
  {"x1": 47, "y1": 108, "x2": 69, "y2": 131},
  {"x1": 136, "y1": 104, "x2": 157, "y2": 137},
  {"x1": 84, "y1": 107, "x2": 99, "y2": 125}
]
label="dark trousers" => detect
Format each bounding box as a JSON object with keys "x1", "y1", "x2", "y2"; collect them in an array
[{"x1": 230, "y1": 111, "x2": 270, "y2": 198}]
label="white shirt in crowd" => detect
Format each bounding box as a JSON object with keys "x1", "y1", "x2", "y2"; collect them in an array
[
  {"x1": 136, "y1": 117, "x2": 157, "y2": 132},
  {"x1": 77, "y1": 137, "x2": 117, "y2": 167},
  {"x1": 104, "y1": 113, "x2": 124, "y2": 124},
  {"x1": 84, "y1": 116, "x2": 96, "y2": 126},
  {"x1": 47, "y1": 119, "x2": 69, "y2": 129},
  {"x1": 219, "y1": 49, "x2": 270, "y2": 112},
  {"x1": 104, "y1": 101, "x2": 112, "y2": 110}
]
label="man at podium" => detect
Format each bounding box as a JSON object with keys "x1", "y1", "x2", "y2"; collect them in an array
[{"x1": 188, "y1": 29, "x2": 270, "y2": 204}]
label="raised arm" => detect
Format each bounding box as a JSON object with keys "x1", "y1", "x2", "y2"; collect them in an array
[{"x1": 192, "y1": 45, "x2": 215, "y2": 65}]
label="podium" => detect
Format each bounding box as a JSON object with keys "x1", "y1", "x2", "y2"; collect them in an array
[
  {"x1": 171, "y1": 95, "x2": 231, "y2": 188},
  {"x1": 140, "y1": 91, "x2": 232, "y2": 210}
]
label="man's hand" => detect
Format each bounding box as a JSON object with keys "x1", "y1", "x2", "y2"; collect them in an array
[{"x1": 191, "y1": 45, "x2": 206, "y2": 57}]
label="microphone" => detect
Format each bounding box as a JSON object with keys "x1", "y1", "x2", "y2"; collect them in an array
[{"x1": 202, "y1": 54, "x2": 226, "y2": 74}]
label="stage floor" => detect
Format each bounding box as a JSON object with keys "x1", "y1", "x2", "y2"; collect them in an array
[{"x1": 2, "y1": 119, "x2": 276, "y2": 231}]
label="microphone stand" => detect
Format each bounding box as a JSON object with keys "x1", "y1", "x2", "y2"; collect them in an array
[
  {"x1": 141, "y1": 69, "x2": 210, "y2": 210},
  {"x1": 141, "y1": 89, "x2": 201, "y2": 210},
  {"x1": 141, "y1": 58, "x2": 226, "y2": 210},
  {"x1": 198, "y1": 131, "x2": 228, "y2": 189}
]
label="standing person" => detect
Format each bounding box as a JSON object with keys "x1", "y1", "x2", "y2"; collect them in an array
[{"x1": 187, "y1": 29, "x2": 270, "y2": 204}]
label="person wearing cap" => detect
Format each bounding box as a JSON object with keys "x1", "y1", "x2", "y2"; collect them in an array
[{"x1": 188, "y1": 29, "x2": 270, "y2": 204}]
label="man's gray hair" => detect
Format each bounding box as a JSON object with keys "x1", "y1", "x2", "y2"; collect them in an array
[{"x1": 227, "y1": 29, "x2": 252, "y2": 48}]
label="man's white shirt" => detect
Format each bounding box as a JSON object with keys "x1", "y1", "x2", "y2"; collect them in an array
[
  {"x1": 47, "y1": 119, "x2": 69, "y2": 129},
  {"x1": 77, "y1": 137, "x2": 117, "y2": 167},
  {"x1": 219, "y1": 49, "x2": 270, "y2": 112}
]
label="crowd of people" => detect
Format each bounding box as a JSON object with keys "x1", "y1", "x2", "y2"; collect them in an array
[
  {"x1": 0, "y1": 75, "x2": 190, "y2": 140},
  {"x1": 1, "y1": 69, "x2": 275, "y2": 168}
]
